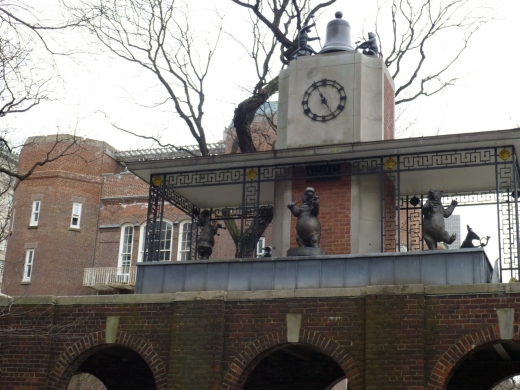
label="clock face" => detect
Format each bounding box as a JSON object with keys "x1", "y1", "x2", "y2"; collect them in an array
[{"x1": 302, "y1": 79, "x2": 347, "y2": 122}]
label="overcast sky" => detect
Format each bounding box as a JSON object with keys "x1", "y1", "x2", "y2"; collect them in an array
[{"x1": 5, "y1": 0, "x2": 520, "y2": 152}]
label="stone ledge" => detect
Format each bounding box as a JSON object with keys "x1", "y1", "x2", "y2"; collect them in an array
[
  {"x1": 367, "y1": 284, "x2": 425, "y2": 295},
  {"x1": 2, "y1": 283, "x2": 519, "y2": 305},
  {"x1": 425, "y1": 282, "x2": 520, "y2": 295}
]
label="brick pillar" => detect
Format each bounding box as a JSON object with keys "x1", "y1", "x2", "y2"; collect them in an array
[
  {"x1": 365, "y1": 289, "x2": 425, "y2": 389},
  {"x1": 169, "y1": 300, "x2": 225, "y2": 390}
]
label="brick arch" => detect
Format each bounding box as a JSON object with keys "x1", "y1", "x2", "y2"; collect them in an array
[
  {"x1": 427, "y1": 324, "x2": 520, "y2": 390},
  {"x1": 221, "y1": 329, "x2": 361, "y2": 390},
  {"x1": 46, "y1": 330, "x2": 168, "y2": 390},
  {"x1": 118, "y1": 217, "x2": 139, "y2": 225}
]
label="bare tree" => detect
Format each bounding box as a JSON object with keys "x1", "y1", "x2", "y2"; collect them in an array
[
  {"x1": 66, "y1": 0, "x2": 223, "y2": 156},
  {"x1": 0, "y1": 2, "x2": 85, "y2": 268},
  {"x1": 0, "y1": 1, "x2": 85, "y2": 164},
  {"x1": 229, "y1": 0, "x2": 335, "y2": 153},
  {"x1": 375, "y1": 0, "x2": 491, "y2": 106}
]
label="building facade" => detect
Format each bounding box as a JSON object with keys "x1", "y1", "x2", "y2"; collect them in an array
[{"x1": 1, "y1": 136, "x2": 244, "y2": 297}]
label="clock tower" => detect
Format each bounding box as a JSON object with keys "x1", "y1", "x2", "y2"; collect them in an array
[
  {"x1": 276, "y1": 14, "x2": 394, "y2": 149},
  {"x1": 272, "y1": 13, "x2": 396, "y2": 256}
]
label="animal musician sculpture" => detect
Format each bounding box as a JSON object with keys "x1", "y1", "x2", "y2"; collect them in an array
[
  {"x1": 355, "y1": 32, "x2": 380, "y2": 57},
  {"x1": 291, "y1": 21, "x2": 320, "y2": 59},
  {"x1": 422, "y1": 189, "x2": 458, "y2": 250},
  {"x1": 196, "y1": 210, "x2": 225, "y2": 260},
  {"x1": 460, "y1": 225, "x2": 490, "y2": 248},
  {"x1": 287, "y1": 187, "x2": 321, "y2": 247}
]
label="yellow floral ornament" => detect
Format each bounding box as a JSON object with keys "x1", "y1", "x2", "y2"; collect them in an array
[
  {"x1": 498, "y1": 149, "x2": 512, "y2": 161},
  {"x1": 384, "y1": 157, "x2": 397, "y2": 170},
  {"x1": 246, "y1": 168, "x2": 258, "y2": 180},
  {"x1": 152, "y1": 176, "x2": 163, "y2": 187}
]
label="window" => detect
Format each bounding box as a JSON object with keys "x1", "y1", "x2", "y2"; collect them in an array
[
  {"x1": 23, "y1": 249, "x2": 34, "y2": 282},
  {"x1": 159, "y1": 221, "x2": 174, "y2": 261},
  {"x1": 30, "y1": 201, "x2": 41, "y2": 226},
  {"x1": 177, "y1": 221, "x2": 192, "y2": 261},
  {"x1": 138, "y1": 223, "x2": 146, "y2": 262},
  {"x1": 118, "y1": 225, "x2": 134, "y2": 281},
  {"x1": 70, "y1": 202, "x2": 82, "y2": 228},
  {"x1": 256, "y1": 237, "x2": 266, "y2": 257},
  {"x1": 138, "y1": 220, "x2": 175, "y2": 262}
]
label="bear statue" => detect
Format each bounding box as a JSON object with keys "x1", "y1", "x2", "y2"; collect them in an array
[{"x1": 422, "y1": 189, "x2": 458, "y2": 250}]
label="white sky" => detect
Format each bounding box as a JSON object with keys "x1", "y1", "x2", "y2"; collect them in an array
[
  {"x1": 5, "y1": 0, "x2": 520, "y2": 151},
  {"x1": 4, "y1": 0, "x2": 517, "y2": 264}
]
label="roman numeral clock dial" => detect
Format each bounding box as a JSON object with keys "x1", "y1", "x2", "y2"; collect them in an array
[{"x1": 302, "y1": 79, "x2": 347, "y2": 122}]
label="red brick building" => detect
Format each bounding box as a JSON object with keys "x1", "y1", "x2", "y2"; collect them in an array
[{"x1": 1, "y1": 136, "x2": 241, "y2": 297}]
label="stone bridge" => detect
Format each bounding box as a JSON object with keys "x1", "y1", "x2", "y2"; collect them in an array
[{"x1": 1, "y1": 283, "x2": 520, "y2": 390}]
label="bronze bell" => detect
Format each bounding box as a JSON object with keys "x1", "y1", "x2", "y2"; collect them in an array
[{"x1": 320, "y1": 11, "x2": 354, "y2": 53}]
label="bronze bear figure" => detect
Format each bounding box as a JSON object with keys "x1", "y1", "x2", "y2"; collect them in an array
[{"x1": 422, "y1": 189, "x2": 458, "y2": 250}]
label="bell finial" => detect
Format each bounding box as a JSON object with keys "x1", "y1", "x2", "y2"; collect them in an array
[{"x1": 320, "y1": 11, "x2": 354, "y2": 53}]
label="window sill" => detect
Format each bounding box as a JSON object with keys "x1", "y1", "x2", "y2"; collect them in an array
[
  {"x1": 20, "y1": 281, "x2": 31, "y2": 285},
  {"x1": 69, "y1": 227, "x2": 81, "y2": 232},
  {"x1": 28, "y1": 225, "x2": 38, "y2": 229}
]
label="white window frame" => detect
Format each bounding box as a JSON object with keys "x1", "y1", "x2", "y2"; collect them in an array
[
  {"x1": 256, "y1": 237, "x2": 266, "y2": 257},
  {"x1": 138, "y1": 223, "x2": 146, "y2": 262},
  {"x1": 70, "y1": 202, "x2": 82, "y2": 228},
  {"x1": 138, "y1": 220, "x2": 175, "y2": 262},
  {"x1": 118, "y1": 225, "x2": 134, "y2": 282},
  {"x1": 177, "y1": 221, "x2": 192, "y2": 261},
  {"x1": 30, "y1": 200, "x2": 41, "y2": 226},
  {"x1": 23, "y1": 249, "x2": 34, "y2": 282}
]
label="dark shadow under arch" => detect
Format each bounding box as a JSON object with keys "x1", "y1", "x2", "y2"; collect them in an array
[
  {"x1": 46, "y1": 331, "x2": 167, "y2": 390},
  {"x1": 221, "y1": 330, "x2": 361, "y2": 390},
  {"x1": 76, "y1": 345, "x2": 156, "y2": 390},
  {"x1": 427, "y1": 324, "x2": 520, "y2": 390},
  {"x1": 445, "y1": 342, "x2": 520, "y2": 390},
  {"x1": 243, "y1": 343, "x2": 345, "y2": 390}
]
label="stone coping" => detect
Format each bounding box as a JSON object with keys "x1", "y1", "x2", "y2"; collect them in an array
[
  {"x1": 135, "y1": 247, "x2": 491, "y2": 265},
  {"x1": 122, "y1": 128, "x2": 520, "y2": 173},
  {"x1": 2, "y1": 283, "x2": 520, "y2": 306}
]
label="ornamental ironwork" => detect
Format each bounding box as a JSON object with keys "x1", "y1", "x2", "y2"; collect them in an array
[{"x1": 142, "y1": 145, "x2": 520, "y2": 281}]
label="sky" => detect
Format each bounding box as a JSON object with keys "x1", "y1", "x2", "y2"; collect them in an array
[
  {"x1": 5, "y1": 0, "x2": 520, "y2": 152},
  {"x1": 4, "y1": 0, "x2": 518, "y2": 266}
]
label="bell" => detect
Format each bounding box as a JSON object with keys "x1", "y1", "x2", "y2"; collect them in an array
[{"x1": 320, "y1": 11, "x2": 354, "y2": 53}]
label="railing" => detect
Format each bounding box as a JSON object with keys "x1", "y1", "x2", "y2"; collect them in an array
[
  {"x1": 83, "y1": 267, "x2": 137, "y2": 290},
  {"x1": 114, "y1": 142, "x2": 225, "y2": 162}
]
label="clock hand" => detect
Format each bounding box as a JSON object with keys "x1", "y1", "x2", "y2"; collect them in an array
[{"x1": 314, "y1": 83, "x2": 334, "y2": 114}]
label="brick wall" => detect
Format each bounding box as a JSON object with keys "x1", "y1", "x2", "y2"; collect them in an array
[
  {"x1": 3, "y1": 137, "x2": 135, "y2": 296},
  {"x1": 1, "y1": 287, "x2": 519, "y2": 390}
]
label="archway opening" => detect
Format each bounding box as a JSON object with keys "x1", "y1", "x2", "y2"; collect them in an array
[
  {"x1": 243, "y1": 344, "x2": 346, "y2": 390},
  {"x1": 446, "y1": 341, "x2": 520, "y2": 390},
  {"x1": 69, "y1": 345, "x2": 156, "y2": 390}
]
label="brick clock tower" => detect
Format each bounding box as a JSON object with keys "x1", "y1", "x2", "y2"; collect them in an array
[{"x1": 272, "y1": 13, "x2": 395, "y2": 256}]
